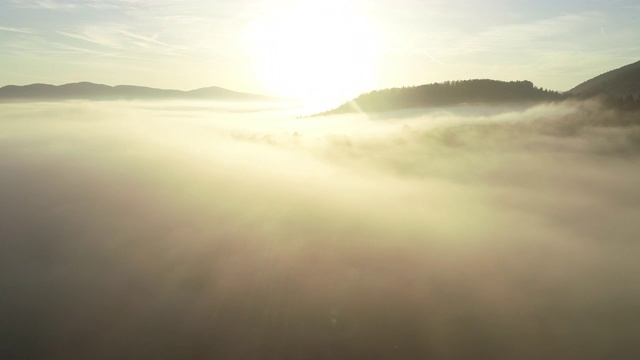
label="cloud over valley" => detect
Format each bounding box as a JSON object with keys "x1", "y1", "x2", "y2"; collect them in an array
[{"x1": 1, "y1": 100, "x2": 639, "y2": 359}]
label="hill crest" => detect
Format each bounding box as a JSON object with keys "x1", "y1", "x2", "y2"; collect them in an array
[
  {"x1": 567, "y1": 59, "x2": 640, "y2": 99},
  {"x1": 315, "y1": 79, "x2": 563, "y2": 116},
  {"x1": 0, "y1": 82, "x2": 276, "y2": 101}
]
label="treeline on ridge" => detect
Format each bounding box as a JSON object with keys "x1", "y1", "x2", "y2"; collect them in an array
[{"x1": 317, "y1": 79, "x2": 563, "y2": 116}]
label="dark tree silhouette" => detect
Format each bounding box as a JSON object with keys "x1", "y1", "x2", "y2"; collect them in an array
[{"x1": 315, "y1": 79, "x2": 565, "y2": 116}]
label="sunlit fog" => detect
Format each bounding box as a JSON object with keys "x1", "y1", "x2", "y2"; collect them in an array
[{"x1": 2, "y1": 99, "x2": 639, "y2": 359}]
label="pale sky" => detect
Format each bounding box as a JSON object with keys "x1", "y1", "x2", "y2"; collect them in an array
[{"x1": 1, "y1": 0, "x2": 639, "y2": 100}]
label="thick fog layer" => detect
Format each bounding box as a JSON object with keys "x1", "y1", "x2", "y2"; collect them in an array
[{"x1": 1, "y1": 100, "x2": 639, "y2": 359}]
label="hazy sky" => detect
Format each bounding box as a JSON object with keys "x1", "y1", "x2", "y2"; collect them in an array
[{"x1": 1, "y1": 0, "x2": 639, "y2": 99}]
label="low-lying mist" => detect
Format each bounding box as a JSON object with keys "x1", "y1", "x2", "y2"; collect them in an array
[{"x1": 2, "y1": 99, "x2": 639, "y2": 359}]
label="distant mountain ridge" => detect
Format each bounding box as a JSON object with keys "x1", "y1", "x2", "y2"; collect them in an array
[
  {"x1": 0, "y1": 82, "x2": 276, "y2": 101},
  {"x1": 567, "y1": 59, "x2": 640, "y2": 98},
  {"x1": 315, "y1": 79, "x2": 563, "y2": 116},
  {"x1": 5, "y1": 59, "x2": 639, "y2": 110},
  {"x1": 314, "y1": 58, "x2": 640, "y2": 116}
]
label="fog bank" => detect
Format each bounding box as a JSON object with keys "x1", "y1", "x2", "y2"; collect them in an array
[{"x1": 1, "y1": 100, "x2": 639, "y2": 359}]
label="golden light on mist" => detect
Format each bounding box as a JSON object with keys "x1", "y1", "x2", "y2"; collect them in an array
[
  {"x1": 3, "y1": 97, "x2": 640, "y2": 358},
  {"x1": 246, "y1": 1, "x2": 379, "y2": 103}
]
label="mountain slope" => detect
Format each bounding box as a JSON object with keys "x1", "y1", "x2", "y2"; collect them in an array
[
  {"x1": 567, "y1": 59, "x2": 640, "y2": 98},
  {"x1": 0, "y1": 82, "x2": 275, "y2": 101},
  {"x1": 316, "y1": 79, "x2": 563, "y2": 116}
]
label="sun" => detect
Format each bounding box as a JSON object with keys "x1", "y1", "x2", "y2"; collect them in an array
[{"x1": 246, "y1": 1, "x2": 379, "y2": 102}]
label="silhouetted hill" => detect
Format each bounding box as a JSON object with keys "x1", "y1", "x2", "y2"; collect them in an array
[
  {"x1": 315, "y1": 80, "x2": 563, "y2": 116},
  {"x1": 568, "y1": 59, "x2": 640, "y2": 99},
  {"x1": 0, "y1": 82, "x2": 276, "y2": 101}
]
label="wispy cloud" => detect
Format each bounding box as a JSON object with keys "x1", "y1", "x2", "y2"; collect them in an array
[
  {"x1": 450, "y1": 12, "x2": 606, "y2": 55},
  {"x1": 10, "y1": 0, "x2": 79, "y2": 10},
  {"x1": 57, "y1": 26, "x2": 125, "y2": 48},
  {"x1": 0, "y1": 26, "x2": 33, "y2": 34},
  {"x1": 57, "y1": 25, "x2": 192, "y2": 60},
  {"x1": 9, "y1": 0, "x2": 137, "y2": 10},
  {"x1": 116, "y1": 29, "x2": 173, "y2": 49}
]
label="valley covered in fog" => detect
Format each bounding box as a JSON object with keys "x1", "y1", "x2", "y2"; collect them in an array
[{"x1": 2, "y1": 99, "x2": 640, "y2": 359}]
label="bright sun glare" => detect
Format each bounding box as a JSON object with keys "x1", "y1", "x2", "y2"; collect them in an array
[{"x1": 247, "y1": 1, "x2": 378, "y2": 103}]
